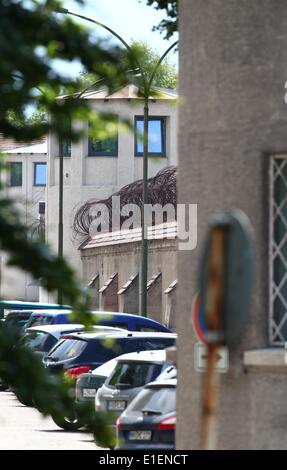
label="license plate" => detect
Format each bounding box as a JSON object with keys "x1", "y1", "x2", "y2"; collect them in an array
[
  {"x1": 82, "y1": 388, "x2": 97, "y2": 398},
  {"x1": 129, "y1": 430, "x2": 152, "y2": 441},
  {"x1": 107, "y1": 400, "x2": 126, "y2": 411}
]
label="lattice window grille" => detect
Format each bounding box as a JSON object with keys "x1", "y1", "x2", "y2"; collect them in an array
[{"x1": 269, "y1": 155, "x2": 287, "y2": 345}]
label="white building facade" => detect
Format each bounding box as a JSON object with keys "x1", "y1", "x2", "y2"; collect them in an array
[
  {"x1": 42, "y1": 85, "x2": 178, "y2": 302},
  {"x1": 0, "y1": 141, "x2": 47, "y2": 301}
]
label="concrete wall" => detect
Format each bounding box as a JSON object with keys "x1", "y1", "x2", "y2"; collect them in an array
[
  {"x1": 44, "y1": 98, "x2": 178, "y2": 302},
  {"x1": 0, "y1": 151, "x2": 46, "y2": 300},
  {"x1": 177, "y1": 0, "x2": 287, "y2": 450},
  {"x1": 81, "y1": 238, "x2": 177, "y2": 323}
]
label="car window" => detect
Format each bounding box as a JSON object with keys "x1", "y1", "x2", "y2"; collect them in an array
[
  {"x1": 107, "y1": 362, "x2": 162, "y2": 389},
  {"x1": 22, "y1": 331, "x2": 57, "y2": 352},
  {"x1": 136, "y1": 325, "x2": 161, "y2": 332},
  {"x1": 25, "y1": 315, "x2": 54, "y2": 328},
  {"x1": 136, "y1": 339, "x2": 175, "y2": 351},
  {"x1": 5, "y1": 315, "x2": 30, "y2": 330},
  {"x1": 106, "y1": 322, "x2": 128, "y2": 330},
  {"x1": 127, "y1": 386, "x2": 176, "y2": 415},
  {"x1": 46, "y1": 338, "x2": 87, "y2": 361}
]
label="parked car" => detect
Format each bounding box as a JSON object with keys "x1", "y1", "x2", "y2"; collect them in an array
[
  {"x1": 22, "y1": 324, "x2": 125, "y2": 359},
  {"x1": 25, "y1": 309, "x2": 171, "y2": 333},
  {"x1": 75, "y1": 358, "x2": 118, "y2": 404},
  {"x1": 43, "y1": 331, "x2": 176, "y2": 431},
  {"x1": 43, "y1": 331, "x2": 176, "y2": 378},
  {"x1": 95, "y1": 350, "x2": 171, "y2": 424},
  {"x1": 22, "y1": 324, "x2": 84, "y2": 358},
  {"x1": 116, "y1": 378, "x2": 176, "y2": 450},
  {"x1": 154, "y1": 364, "x2": 177, "y2": 381},
  {"x1": 0, "y1": 300, "x2": 69, "y2": 320},
  {"x1": 47, "y1": 358, "x2": 119, "y2": 432},
  {"x1": 3, "y1": 310, "x2": 34, "y2": 331}
]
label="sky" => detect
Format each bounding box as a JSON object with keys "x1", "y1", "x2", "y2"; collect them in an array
[{"x1": 52, "y1": 0, "x2": 178, "y2": 77}]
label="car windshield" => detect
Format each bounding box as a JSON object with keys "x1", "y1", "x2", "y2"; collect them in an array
[
  {"x1": 107, "y1": 361, "x2": 163, "y2": 389},
  {"x1": 46, "y1": 338, "x2": 87, "y2": 362},
  {"x1": 127, "y1": 386, "x2": 176, "y2": 415},
  {"x1": 22, "y1": 331, "x2": 57, "y2": 352},
  {"x1": 25, "y1": 315, "x2": 54, "y2": 328}
]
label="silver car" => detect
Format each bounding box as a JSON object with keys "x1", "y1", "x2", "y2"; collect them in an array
[{"x1": 95, "y1": 350, "x2": 171, "y2": 423}]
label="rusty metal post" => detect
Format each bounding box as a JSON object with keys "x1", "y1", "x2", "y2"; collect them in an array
[{"x1": 200, "y1": 226, "x2": 226, "y2": 450}]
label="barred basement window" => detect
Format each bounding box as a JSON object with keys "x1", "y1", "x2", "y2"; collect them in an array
[{"x1": 270, "y1": 155, "x2": 287, "y2": 345}]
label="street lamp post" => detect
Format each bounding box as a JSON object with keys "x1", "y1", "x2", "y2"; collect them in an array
[
  {"x1": 55, "y1": 8, "x2": 178, "y2": 316},
  {"x1": 58, "y1": 147, "x2": 64, "y2": 304}
]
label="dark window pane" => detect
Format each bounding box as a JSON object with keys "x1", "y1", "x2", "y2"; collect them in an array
[
  {"x1": 128, "y1": 387, "x2": 176, "y2": 415},
  {"x1": 135, "y1": 118, "x2": 165, "y2": 155},
  {"x1": 107, "y1": 362, "x2": 162, "y2": 389},
  {"x1": 89, "y1": 135, "x2": 118, "y2": 156},
  {"x1": 34, "y1": 163, "x2": 47, "y2": 186},
  {"x1": 59, "y1": 140, "x2": 71, "y2": 157},
  {"x1": 10, "y1": 162, "x2": 22, "y2": 187},
  {"x1": 47, "y1": 338, "x2": 87, "y2": 361}
]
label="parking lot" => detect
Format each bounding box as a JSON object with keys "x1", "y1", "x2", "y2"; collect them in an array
[{"x1": 0, "y1": 391, "x2": 102, "y2": 450}]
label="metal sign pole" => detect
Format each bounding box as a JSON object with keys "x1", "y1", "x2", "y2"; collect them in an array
[{"x1": 200, "y1": 227, "x2": 225, "y2": 450}]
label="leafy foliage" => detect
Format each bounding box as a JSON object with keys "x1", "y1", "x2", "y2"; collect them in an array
[
  {"x1": 143, "y1": 0, "x2": 178, "y2": 39},
  {"x1": 80, "y1": 40, "x2": 177, "y2": 91},
  {"x1": 0, "y1": 0, "x2": 178, "y2": 447},
  {"x1": 0, "y1": 0, "x2": 135, "y2": 142},
  {"x1": 0, "y1": 0, "x2": 137, "y2": 447}
]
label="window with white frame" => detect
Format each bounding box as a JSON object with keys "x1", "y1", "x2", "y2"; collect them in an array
[{"x1": 270, "y1": 155, "x2": 287, "y2": 345}]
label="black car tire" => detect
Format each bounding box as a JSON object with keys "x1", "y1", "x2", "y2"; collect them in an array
[
  {"x1": 0, "y1": 382, "x2": 9, "y2": 392},
  {"x1": 15, "y1": 390, "x2": 34, "y2": 407},
  {"x1": 51, "y1": 413, "x2": 83, "y2": 431}
]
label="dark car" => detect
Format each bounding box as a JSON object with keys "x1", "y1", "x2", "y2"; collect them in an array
[
  {"x1": 4, "y1": 310, "x2": 34, "y2": 331},
  {"x1": 0, "y1": 310, "x2": 35, "y2": 391},
  {"x1": 25, "y1": 309, "x2": 171, "y2": 333},
  {"x1": 116, "y1": 379, "x2": 176, "y2": 450},
  {"x1": 43, "y1": 331, "x2": 177, "y2": 378},
  {"x1": 23, "y1": 325, "x2": 125, "y2": 360}
]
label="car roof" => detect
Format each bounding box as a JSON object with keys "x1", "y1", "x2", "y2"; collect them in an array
[
  {"x1": 91, "y1": 358, "x2": 118, "y2": 377},
  {"x1": 26, "y1": 324, "x2": 125, "y2": 337},
  {"x1": 145, "y1": 378, "x2": 177, "y2": 388},
  {"x1": 29, "y1": 309, "x2": 71, "y2": 315},
  {"x1": 115, "y1": 349, "x2": 167, "y2": 363},
  {"x1": 28, "y1": 309, "x2": 167, "y2": 326},
  {"x1": 25, "y1": 324, "x2": 85, "y2": 338},
  {"x1": 5, "y1": 310, "x2": 34, "y2": 317},
  {"x1": 67, "y1": 331, "x2": 177, "y2": 341},
  {"x1": 0, "y1": 301, "x2": 70, "y2": 310}
]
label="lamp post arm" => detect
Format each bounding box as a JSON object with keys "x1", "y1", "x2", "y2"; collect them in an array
[
  {"x1": 146, "y1": 40, "x2": 178, "y2": 99},
  {"x1": 55, "y1": 9, "x2": 148, "y2": 91}
]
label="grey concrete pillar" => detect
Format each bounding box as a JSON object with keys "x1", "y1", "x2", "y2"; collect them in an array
[{"x1": 177, "y1": 0, "x2": 287, "y2": 449}]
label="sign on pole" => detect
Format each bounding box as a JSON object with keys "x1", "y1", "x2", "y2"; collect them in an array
[
  {"x1": 199, "y1": 210, "x2": 254, "y2": 346},
  {"x1": 197, "y1": 210, "x2": 254, "y2": 450},
  {"x1": 195, "y1": 342, "x2": 229, "y2": 373}
]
